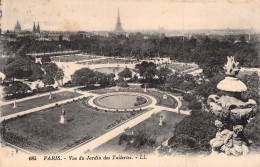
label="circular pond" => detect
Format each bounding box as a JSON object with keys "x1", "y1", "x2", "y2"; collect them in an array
[{"x1": 92, "y1": 92, "x2": 153, "y2": 110}]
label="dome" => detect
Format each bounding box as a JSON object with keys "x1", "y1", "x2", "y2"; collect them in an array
[{"x1": 217, "y1": 77, "x2": 247, "y2": 92}]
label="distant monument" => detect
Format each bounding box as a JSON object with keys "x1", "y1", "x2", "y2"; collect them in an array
[
  {"x1": 14, "y1": 20, "x2": 21, "y2": 32},
  {"x1": 113, "y1": 8, "x2": 124, "y2": 34},
  {"x1": 207, "y1": 56, "x2": 257, "y2": 156}
]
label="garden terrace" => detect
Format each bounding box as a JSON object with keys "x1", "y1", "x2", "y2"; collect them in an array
[
  {"x1": 0, "y1": 99, "x2": 152, "y2": 154},
  {"x1": 0, "y1": 91, "x2": 82, "y2": 117}
]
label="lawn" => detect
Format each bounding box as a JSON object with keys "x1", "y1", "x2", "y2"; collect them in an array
[
  {"x1": 51, "y1": 55, "x2": 97, "y2": 62},
  {"x1": 166, "y1": 63, "x2": 195, "y2": 72},
  {"x1": 87, "y1": 58, "x2": 135, "y2": 65},
  {"x1": 91, "y1": 88, "x2": 178, "y2": 109},
  {"x1": 0, "y1": 91, "x2": 82, "y2": 117},
  {"x1": 145, "y1": 91, "x2": 178, "y2": 108},
  {"x1": 1, "y1": 99, "x2": 133, "y2": 153},
  {"x1": 94, "y1": 110, "x2": 186, "y2": 153}
]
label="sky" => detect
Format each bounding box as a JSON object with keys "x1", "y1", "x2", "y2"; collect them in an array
[{"x1": 1, "y1": 0, "x2": 260, "y2": 32}]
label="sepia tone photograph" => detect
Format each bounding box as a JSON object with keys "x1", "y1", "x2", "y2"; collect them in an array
[{"x1": 0, "y1": 0, "x2": 260, "y2": 167}]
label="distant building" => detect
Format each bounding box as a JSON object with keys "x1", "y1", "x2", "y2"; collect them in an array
[
  {"x1": 113, "y1": 8, "x2": 124, "y2": 34},
  {"x1": 14, "y1": 20, "x2": 21, "y2": 32}
]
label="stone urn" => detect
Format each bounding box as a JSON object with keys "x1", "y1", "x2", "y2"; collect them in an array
[{"x1": 207, "y1": 56, "x2": 257, "y2": 156}]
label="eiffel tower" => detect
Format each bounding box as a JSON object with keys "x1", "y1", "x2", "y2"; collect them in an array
[{"x1": 114, "y1": 8, "x2": 124, "y2": 34}]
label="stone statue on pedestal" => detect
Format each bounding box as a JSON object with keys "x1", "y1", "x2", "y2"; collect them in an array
[
  {"x1": 207, "y1": 56, "x2": 257, "y2": 156},
  {"x1": 60, "y1": 109, "x2": 67, "y2": 124}
]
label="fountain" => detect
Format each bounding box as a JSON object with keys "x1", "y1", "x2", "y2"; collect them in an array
[{"x1": 207, "y1": 56, "x2": 257, "y2": 156}]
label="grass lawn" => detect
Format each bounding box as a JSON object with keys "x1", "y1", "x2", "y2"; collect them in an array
[
  {"x1": 166, "y1": 63, "x2": 195, "y2": 72},
  {"x1": 87, "y1": 58, "x2": 135, "y2": 65},
  {"x1": 182, "y1": 67, "x2": 201, "y2": 74},
  {"x1": 145, "y1": 91, "x2": 178, "y2": 108},
  {"x1": 0, "y1": 91, "x2": 82, "y2": 117},
  {"x1": 91, "y1": 88, "x2": 178, "y2": 109},
  {"x1": 94, "y1": 110, "x2": 186, "y2": 153},
  {"x1": 1, "y1": 100, "x2": 132, "y2": 153},
  {"x1": 51, "y1": 55, "x2": 97, "y2": 62}
]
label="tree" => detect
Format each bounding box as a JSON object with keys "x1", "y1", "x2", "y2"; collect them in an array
[
  {"x1": 240, "y1": 72, "x2": 260, "y2": 104},
  {"x1": 28, "y1": 63, "x2": 44, "y2": 81},
  {"x1": 164, "y1": 73, "x2": 184, "y2": 90},
  {"x1": 71, "y1": 68, "x2": 96, "y2": 87},
  {"x1": 4, "y1": 55, "x2": 33, "y2": 80},
  {"x1": 42, "y1": 74, "x2": 55, "y2": 86},
  {"x1": 43, "y1": 62, "x2": 59, "y2": 76},
  {"x1": 168, "y1": 111, "x2": 217, "y2": 154},
  {"x1": 55, "y1": 68, "x2": 64, "y2": 86},
  {"x1": 118, "y1": 67, "x2": 132, "y2": 80},
  {"x1": 135, "y1": 61, "x2": 157, "y2": 80},
  {"x1": 4, "y1": 81, "x2": 31, "y2": 95},
  {"x1": 157, "y1": 67, "x2": 172, "y2": 84}
]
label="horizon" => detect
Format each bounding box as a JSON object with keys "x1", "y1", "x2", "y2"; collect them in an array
[{"x1": 2, "y1": 0, "x2": 260, "y2": 32}]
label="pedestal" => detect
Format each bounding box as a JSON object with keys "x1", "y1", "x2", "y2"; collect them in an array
[{"x1": 60, "y1": 115, "x2": 67, "y2": 124}]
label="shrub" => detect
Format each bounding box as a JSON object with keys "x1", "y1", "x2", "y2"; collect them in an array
[
  {"x1": 168, "y1": 110, "x2": 217, "y2": 155},
  {"x1": 118, "y1": 81, "x2": 129, "y2": 87}
]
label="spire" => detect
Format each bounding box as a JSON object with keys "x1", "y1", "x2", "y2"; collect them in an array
[
  {"x1": 33, "y1": 22, "x2": 36, "y2": 32},
  {"x1": 37, "y1": 22, "x2": 40, "y2": 33},
  {"x1": 14, "y1": 20, "x2": 21, "y2": 32},
  {"x1": 114, "y1": 8, "x2": 124, "y2": 34}
]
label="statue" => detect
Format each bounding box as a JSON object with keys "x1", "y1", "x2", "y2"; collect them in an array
[
  {"x1": 159, "y1": 115, "x2": 163, "y2": 126},
  {"x1": 207, "y1": 56, "x2": 257, "y2": 156},
  {"x1": 60, "y1": 109, "x2": 67, "y2": 124},
  {"x1": 210, "y1": 120, "x2": 231, "y2": 153},
  {"x1": 13, "y1": 98, "x2": 17, "y2": 108},
  {"x1": 224, "y1": 125, "x2": 249, "y2": 156},
  {"x1": 49, "y1": 91, "x2": 52, "y2": 100}
]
